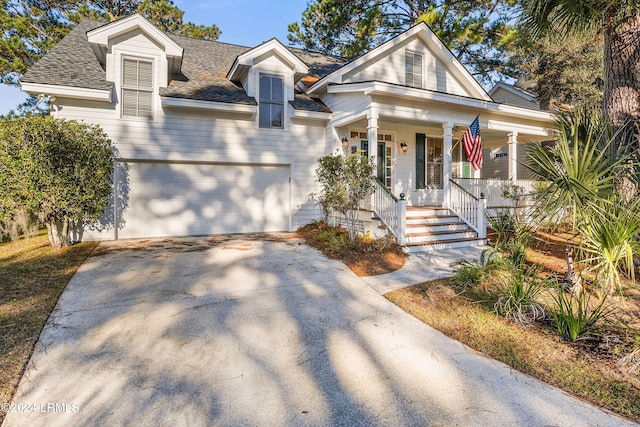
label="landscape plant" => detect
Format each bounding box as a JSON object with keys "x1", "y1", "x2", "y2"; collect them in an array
[
  {"x1": 578, "y1": 198, "x2": 640, "y2": 293},
  {"x1": 451, "y1": 248, "x2": 509, "y2": 290},
  {"x1": 550, "y1": 287, "x2": 617, "y2": 342},
  {"x1": 0, "y1": 116, "x2": 114, "y2": 248},
  {"x1": 314, "y1": 151, "x2": 374, "y2": 241},
  {"x1": 494, "y1": 264, "x2": 548, "y2": 326},
  {"x1": 525, "y1": 109, "x2": 627, "y2": 227},
  {"x1": 525, "y1": 108, "x2": 640, "y2": 292}
]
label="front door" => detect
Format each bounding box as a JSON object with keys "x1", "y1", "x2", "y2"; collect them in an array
[
  {"x1": 377, "y1": 141, "x2": 385, "y2": 183},
  {"x1": 416, "y1": 133, "x2": 443, "y2": 189},
  {"x1": 361, "y1": 140, "x2": 392, "y2": 188}
]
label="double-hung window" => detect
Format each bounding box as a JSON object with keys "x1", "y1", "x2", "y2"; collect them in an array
[
  {"x1": 405, "y1": 51, "x2": 423, "y2": 89},
  {"x1": 122, "y1": 58, "x2": 153, "y2": 118},
  {"x1": 259, "y1": 74, "x2": 284, "y2": 128}
]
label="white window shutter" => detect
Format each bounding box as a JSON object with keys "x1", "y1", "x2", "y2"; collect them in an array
[
  {"x1": 121, "y1": 58, "x2": 153, "y2": 118},
  {"x1": 138, "y1": 91, "x2": 153, "y2": 117},
  {"x1": 123, "y1": 59, "x2": 138, "y2": 87},
  {"x1": 122, "y1": 89, "x2": 137, "y2": 117},
  {"x1": 138, "y1": 61, "x2": 153, "y2": 89}
]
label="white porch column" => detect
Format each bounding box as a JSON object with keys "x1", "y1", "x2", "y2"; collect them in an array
[
  {"x1": 508, "y1": 131, "x2": 519, "y2": 185},
  {"x1": 367, "y1": 108, "x2": 379, "y2": 176},
  {"x1": 367, "y1": 109, "x2": 379, "y2": 209},
  {"x1": 442, "y1": 122, "x2": 453, "y2": 208}
]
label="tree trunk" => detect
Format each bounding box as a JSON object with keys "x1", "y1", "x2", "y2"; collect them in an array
[
  {"x1": 603, "y1": 14, "x2": 640, "y2": 138},
  {"x1": 45, "y1": 217, "x2": 70, "y2": 249}
]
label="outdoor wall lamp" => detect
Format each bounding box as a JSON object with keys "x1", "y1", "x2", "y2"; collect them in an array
[{"x1": 399, "y1": 141, "x2": 408, "y2": 154}]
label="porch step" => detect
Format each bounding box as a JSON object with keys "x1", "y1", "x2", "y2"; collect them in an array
[
  {"x1": 407, "y1": 215, "x2": 463, "y2": 225},
  {"x1": 403, "y1": 206, "x2": 486, "y2": 252},
  {"x1": 406, "y1": 222, "x2": 469, "y2": 233},
  {"x1": 406, "y1": 229, "x2": 477, "y2": 243},
  {"x1": 406, "y1": 206, "x2": 452, "y2": 218},
  {"x1": 406, "y1": 237, "x2": 487, "y2": 252}
]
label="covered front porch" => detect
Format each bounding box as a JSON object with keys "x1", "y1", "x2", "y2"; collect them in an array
[
  {"x1": 333, "y1": 113, "x2": 553, "y2": 208},
  {"x1": 326, "y1": 86, "x2": 556, "y2": 250}
]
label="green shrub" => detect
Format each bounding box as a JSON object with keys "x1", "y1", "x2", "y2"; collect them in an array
[
  {"x1": 550, "y1": 287, "x2": 617, "y2": 341},
  {"x1": 494, "y1": 265, "x2": 547, "y2": 326},
  {"x1": 452, "y1": 260, "x2": 482, "y2": 288},
  {"x1": 487, "y1": 208, "x2": 534, "y2": 257},
  {"x1": 578, "y1": 198, "x2": 640, "y2": 294},
  {"x1": 451, "y1": 249, "x2": 511, "y2": 290}
]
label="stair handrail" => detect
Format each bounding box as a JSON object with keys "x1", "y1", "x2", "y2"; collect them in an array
[
  {"x1": 449, "y1": 178, "x2": 486, "y2": 238},
  {"x1": 372, "y1": 177, "x2": 401, "y2": 240},
  {"x1": 374, "y1": 177, "x2": 398, "y2": 202}
]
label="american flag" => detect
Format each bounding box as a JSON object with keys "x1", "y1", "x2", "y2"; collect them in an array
[{"x1": 462, "y1": 116, "x2": 482, "y2": 171}]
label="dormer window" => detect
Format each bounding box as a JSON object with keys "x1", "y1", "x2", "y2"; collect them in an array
[
  {"x1": 259, "y1": 74, "x2": 283, "y2": 128},
  {"x1": 122, "y1": 57, "x2": 153, "y2": 118},
  {"x1": 405, "y1": 51, "x2": 423, "y2": 89}
]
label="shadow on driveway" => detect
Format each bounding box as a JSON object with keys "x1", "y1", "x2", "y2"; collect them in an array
[{"x1": 4, "y1": 236, "x2": 637, "y2": 426}]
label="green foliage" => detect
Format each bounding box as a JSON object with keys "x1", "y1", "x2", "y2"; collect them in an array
[
  {"x1": 579, "y1": 198, "x2": 640, "y2": 293},
  {"x1": 550, "y1": 288, "x2": 617, "y2": 341},
  {"x1": 315, "y1": 152, "x2": 375, "y2": 240},
  {"x1": 526, "y1": 108, "x2": 640, "y2": 292},
  {"x1": 519, "y1": 0, "x2": 640, "y2": 133},
  {"x1": 0, "y1": 116, "x2": 114, "y2": 247},
  {"x1": 520, "y1": 0, "x2": 638, "y2": 38},
  {"x1": 135, "y1": 0, "x2": 220, "y2": 40},
  {"x1": 451, "y1": 260, "x2": 482, "y2": 288},
  {"x1": 288, "y1": 0, "x2": 521, "y2": 84},
  {"x1": 525, "y1": 108, "x2": 632, "y2": 226},
  {"x1": 510, "y1": 30, "x2": 603, "y2": 109},
  {"x1": 451, "y1": 248, "x2": 511, "y2": 289},
  {"x1": 487, "y1": 207, "x2": 534, "y2": 256},
  {"x1": 494, "y1": 265, "x2": 548, "y2": 325},
  {"x1": 299, "y1": 220, "x2": 401, "y2": 259},
  {"x1": 0, "y1": 1, "x2": 73, "y2": 84}
]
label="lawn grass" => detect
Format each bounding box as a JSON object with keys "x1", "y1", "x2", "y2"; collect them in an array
[
  {"x1": 0, "y1": 233, "x2": 98, "y2": 423},
  {"x1": 386, "y1": 279, "x2": 640, "y2": 423}
]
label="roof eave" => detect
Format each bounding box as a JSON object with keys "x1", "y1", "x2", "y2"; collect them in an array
[
  {"x1": 161, "y1": 96, "x2": 257, "y2": 113},
  {"x1": 308, "y1": 22, "x2": 491, "y2": 101},
  {"x1": 87, "y1": 13, "x2": 184, "y2": 74},
  {"x1": 21, "y1": 82, "x2": 112, "y2": 102},
  {"x1": 227, "y1": 38, "x2": 308, "y2": 83},
  {"x1": 327, "y1": 81, "x2": 556, "y2": 123}
]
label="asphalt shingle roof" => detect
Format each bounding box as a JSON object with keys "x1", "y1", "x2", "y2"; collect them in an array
[
  {"x1": 22, "y1": 19, "x2": 348, "y2": 112},
  {"x1": 21, "y1": 20, "x2": 112, "y2": 91}
]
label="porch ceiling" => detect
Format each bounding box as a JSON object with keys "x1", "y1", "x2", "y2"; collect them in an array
[{"x1": 368, "y1": 117, "x2": 553, "y2": 148}]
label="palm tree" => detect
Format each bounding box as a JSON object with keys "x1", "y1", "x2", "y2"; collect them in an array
[{"x1": 522, "y1": 0, "x2": 640, "y2": 136}]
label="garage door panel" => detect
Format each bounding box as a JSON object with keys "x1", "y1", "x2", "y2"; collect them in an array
[{"x1": 118, "y1": 162, "x2": 290, "y2": 238}]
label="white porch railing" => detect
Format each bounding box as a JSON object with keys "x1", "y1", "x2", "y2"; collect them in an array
[
  {"x1": 327, "y1": 210, "x2": 365, "y2": 236},
  {"x1": 449, "y1": 179, "x2": 487, "y2": 239},
  {"x1": 452, "y1": 178, "x2": 538, "y2": 207},
  {"x1": 327, "y1": 178, "x2": 407, "y2": 245},
  {"x1": 371, "y1": 177, "x2": 406, "y2": 244}
]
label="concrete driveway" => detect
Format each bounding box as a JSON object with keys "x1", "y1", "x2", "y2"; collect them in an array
[{"x1": 4, "y1": 235, "x2": 636, "y2": 426}]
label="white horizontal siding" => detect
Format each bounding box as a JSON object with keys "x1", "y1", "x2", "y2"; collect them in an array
[
  {"x1": 481, "y1": 144, "x2": 534, "y2": 180},
  {"x1": 492, "y1": 87, "x2": 539, "y2": 109},
  {"x1": 321, "y1": 93, "x2": 371, "y2": 124},
  {"x1": 342, "y1": 37, "x2": 470, "y2": 97},
  {"x1": 55, "y1": 97, "x2": 326, "y2": 237}
]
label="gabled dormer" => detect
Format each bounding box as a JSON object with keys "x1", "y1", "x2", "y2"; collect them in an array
[
  {"x1": 307, "y1": 22, "x2": 491, "y2": 101},
  {"x1": 227, "y1": 39, "x2": 309, "y2": 129},
  {"x1": 87, "y1": 14, "x2": 184, "y2": 119},
  {"x1": 87, "y1": 13, "x2": 184, "y2": 84}
]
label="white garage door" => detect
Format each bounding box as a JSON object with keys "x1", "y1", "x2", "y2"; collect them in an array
[{"x1": 117, "y1": 162, "x2": 291, "y2": 239}]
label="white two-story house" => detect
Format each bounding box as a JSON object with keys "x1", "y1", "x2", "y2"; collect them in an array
[{"x1": 21, "y1": 14, "x2": 555, "y2": 249}]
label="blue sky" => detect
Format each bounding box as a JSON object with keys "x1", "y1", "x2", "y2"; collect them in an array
[{"x1": 0, "y1": 0, "x2": 308, "y2": 115}]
